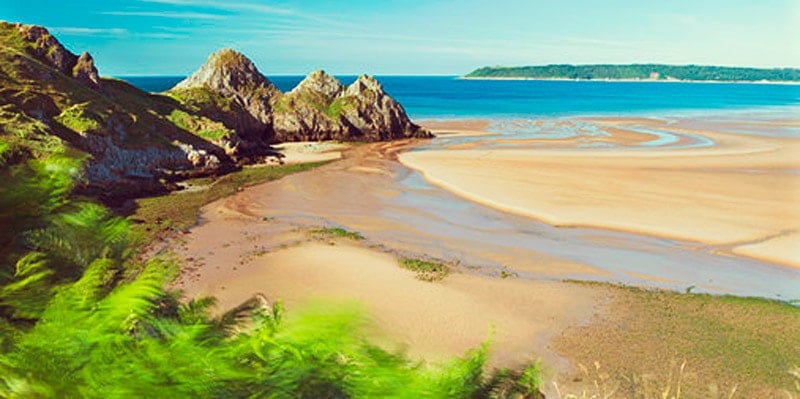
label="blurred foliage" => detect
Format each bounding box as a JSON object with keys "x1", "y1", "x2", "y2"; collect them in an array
[{"x1": 0, "y1": 147, "x2": 539, "y2": 398}]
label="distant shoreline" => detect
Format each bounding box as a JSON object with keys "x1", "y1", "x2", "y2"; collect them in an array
[{"x1": 458, "y1": 76, "x2": 800, "y2": 85}]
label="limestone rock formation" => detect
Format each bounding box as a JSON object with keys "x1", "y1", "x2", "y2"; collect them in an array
[
  {"x1": 272, "y1": 70, "x2": 352, "y2": 141},
  {"x1": 2, "y1": 22, "x2": 431, "y2": 200},
  {"x1": 173, "y1": 51, "x2": 430, "y2": 144},
  {"x1": 341, "y1": 75, "x2": 430, "y2": 141},
  {"x1": 1, "y1": 22, "x2": 231, "y2": 199},
  {"x1": 292, "y1": 69, "x2": 345, "y2": 98},
  {"x1": 171, "y1": 49, "x2": 279, "y2": 156}
]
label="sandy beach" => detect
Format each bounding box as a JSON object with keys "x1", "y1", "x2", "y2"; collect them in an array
[
  {"x1": 181, "y1": 239, "x2": 603, "y2": 370},
  {"x1": 174, "y1": 138, "x2": 608, "y2": 372},
  {"x1": 171, "y1": 118, "x2": 800, "y2": 395},
  {"x1": 400, "y1": 118, "x2": 800, "y2": 268}
]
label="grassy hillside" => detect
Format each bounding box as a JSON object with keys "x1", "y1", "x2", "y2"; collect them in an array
[{"x1": 0, "y1": 22, "x2": 238, "y2": 198}]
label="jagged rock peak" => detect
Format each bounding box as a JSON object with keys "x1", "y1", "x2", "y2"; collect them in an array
[
  {"x1": 73, "y1": 52, "x2": 102, "y2": 90},
  {"x1": 8, "y1": 22, "x2": 102, "y2": 90},
  {"x1": 290, "y1": 69, "x2": 344, "y2": 98},
  {"x1": 345, "y1": 74, "x2": 384, "y2": 95},
  {"x1": 338, "y1": 74, "x2": 432, "y2": 140},
  {"x1": 174, "y1": 48, "x2": 276, "y2": 96},
  {"x1": 13, "y1": 23, "x2": 77, "y2": 75}
]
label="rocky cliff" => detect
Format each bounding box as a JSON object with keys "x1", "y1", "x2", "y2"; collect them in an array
[
  {"x1": 170, "y1": 49, "x2": 279, "y2": 158},
  {"x1": 271, "y1": 70, "x2": 351, "y2": 141},
  {"x1": 339, "y1": 74, "x2": 429, "y2": 141},
  {"x1": 173, "y1": 52, "x2": 431, "y2": 144},
  {"x1": 14, "y1": 23, "x2": 102, "y2": 91},
  {"x1": 0, "y1": 22, "x2": 231, "y2": 199},
  {"x1": 0, "y1": 22, "x2": 430, "y2": 200}
]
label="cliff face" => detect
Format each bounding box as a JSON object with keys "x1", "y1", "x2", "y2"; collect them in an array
[
  {"x1": 271, "y1": 70, "x2": 351, "y2": 141},
  {"x1": 174, "y1": 53, "x2": 431, "y2": 144}
]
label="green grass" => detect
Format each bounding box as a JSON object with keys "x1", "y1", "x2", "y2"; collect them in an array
[
  {"x1": 274, "y1": 89, "x2": 352, "y2": 122},
  {"x1": 166, "y1": 109, "x2": 230, "y2": 141},
  {"x1": 555, "y1": 282, "x2": 800, "y2": 397},
  {"x1": 130, "y1": 161, "x2": 328, "y2": 249},
  {"x1": 325, "y1": 97, "x2": 355, "y2": 120},
  {"x1": 167, "y1": 87, "x2": 233, "y2": 113},
  {"x1": 399, "y1": 258, "x2": 449, "y2": 281},
  {"x1": 54, "y1": 103, "x2": 100, "y2": 133},
  {"x1": 312, "y1": 227, "x2": 364, "y2": 240}
]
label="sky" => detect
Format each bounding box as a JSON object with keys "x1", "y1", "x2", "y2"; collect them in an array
[{"x1": 2, "y1": 0, "x2": 799, "y2": 76}]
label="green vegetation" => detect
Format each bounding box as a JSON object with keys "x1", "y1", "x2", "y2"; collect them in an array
[
  {"x1": 273, "y1": 88, "x2": 358, "y2": 122},
  {"x1": 466, "y1": 64, "x2": 800, "y2": 82},
  {"x1": 54, "y1": 103, "x2": 101, "y2": 133},
  {"x1": 326, "y1": 97, "x2": 356, "y2": 120},
  {"x1": 556, "y1": 283, "x2": 800, "y2": 397},
  {"x1": 0, "y1": 138, "x2": 545, "y2": 398},
  {"x1": 132, "y1": 162, "x2": 328, "y2": 247},
  {"x1": 399, "y1": 258, "x2": 450, "y2": 281},
  {"x1": 0, "y1": 21, "x2": 238, "y2": 187},
  {"x1": 166, "y1": 108, "x2": 231, "y2": 141},
  {"x1": 213, "y1": 48, "x2": 246, "y2": 68},
  {"x1": 312, "y1": 227, "x2": 365, "y2": 240},
  {"x1": 167, "y1": 86, "x2": 234, "y2": 113}
]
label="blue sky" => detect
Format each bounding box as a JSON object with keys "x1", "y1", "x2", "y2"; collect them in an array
[{"x1": 2, "y1": 0, "x2": 799, "y2": 76}]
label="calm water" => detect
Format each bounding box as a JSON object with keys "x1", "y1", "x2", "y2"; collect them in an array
[{"x1": 121, "y1": 75, "x2": 800, "y2": 120}]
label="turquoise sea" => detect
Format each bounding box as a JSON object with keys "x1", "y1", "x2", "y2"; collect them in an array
[{"x1": 123, "y1": 75, "x2": 800, "y2": 120}]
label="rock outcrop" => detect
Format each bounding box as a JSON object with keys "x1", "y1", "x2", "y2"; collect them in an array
[
  {"x1": 14, "y1": 23, "x2": 102, "y2": 91},
  {"x1": 72, "y1": 52, "x2": 101, "y2": 89},
  {"x1": 171, "y1": 49, "x2": 279, "y2": 157},
  {"x1": 272, "y1": 70, "x2": 352, "y2": 141},
  {"x1": 341, "y1": 75, "x2": 430, "y2": 141},
  {"x1": 1, "y1": 22, "x2": 430, "y2": 200},
  {"x1": 174, "y1": 51, "x2": 431, "y2": 144}
]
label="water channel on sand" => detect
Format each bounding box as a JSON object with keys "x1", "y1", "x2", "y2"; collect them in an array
[{"x1": 191, "y1": 132, "x2": 799, "y2": 300}]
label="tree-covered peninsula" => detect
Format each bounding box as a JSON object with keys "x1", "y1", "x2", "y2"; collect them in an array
[{"x1": 465, "y1": 64, "x2": 800, "y2": 82}]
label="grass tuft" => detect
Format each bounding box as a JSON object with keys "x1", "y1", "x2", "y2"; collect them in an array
[
  {"x1": 399, "y1": 258, "x2": 449, "y2": 281},
  {"x1": 311, "y1": 227, "x2": 364, "y2": 240}
]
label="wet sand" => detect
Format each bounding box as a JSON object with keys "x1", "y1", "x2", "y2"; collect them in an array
[
  {"x1": 173, "y1": 114, "x2": 799, "y2": 393},
  {"x1": 401, "y1": 118, "x2": 800, "y2": 268},
  {"x1": 270, "y1": 141, "x2": 347, "y2": 164},
  {"x1": 174, "y1": 139, "x2": 609, "y2": 371}
]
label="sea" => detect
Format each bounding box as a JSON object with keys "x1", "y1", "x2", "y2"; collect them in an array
[{"x1": 121, "y1": 75, "x2": 800, "y2": 121}]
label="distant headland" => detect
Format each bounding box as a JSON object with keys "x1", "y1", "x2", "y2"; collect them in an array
[{"x1": 464, "y1": 64, "x2": 800, "y2": 83}]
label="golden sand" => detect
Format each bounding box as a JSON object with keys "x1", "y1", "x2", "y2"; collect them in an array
[
  {"x1": 185, "y1": 240, "x2": 602, "y2": 369},
  {"x1": 399, "y1": 120, "x2": 800, "y2": 268}
]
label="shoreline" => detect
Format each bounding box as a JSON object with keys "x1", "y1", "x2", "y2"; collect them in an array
[
  {"x1": 170, "y1": 133, "x2": 800, "y2": 397},
  {"x1": 458, "y1": 76, "x2": 800, "y2": 85},
  {"x1": 399, "y1": 117, "x2": 800, "y2": 270}
]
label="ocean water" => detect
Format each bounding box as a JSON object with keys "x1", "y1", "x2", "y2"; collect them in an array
[{"x1": 121, "y1": 75, "x2": 800, "y2": 120}]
